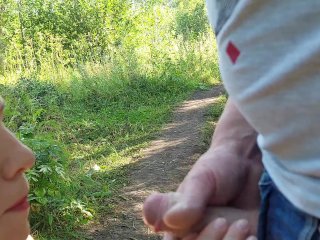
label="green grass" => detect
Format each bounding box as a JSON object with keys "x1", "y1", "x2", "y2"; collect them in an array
[
  {"x1": 0, "y1": 52, "x2": 221, "y2": 238},
  {"x1": 200, "y1": 94, "x2": 227, "y2": 149},
  {"x1": 0, "y1": 0, "x2": 223, "y2": 237}
]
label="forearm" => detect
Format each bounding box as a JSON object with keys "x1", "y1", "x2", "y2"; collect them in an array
[
  {"x1": 210, "y1": 98, "x2": 259, "y2": 159},
  {"x1": 197, "y1": 98, "x2": 262, "y2": 205},
  {"x1": 177, "y1": 98, "x2": 261, "y2": 205}
]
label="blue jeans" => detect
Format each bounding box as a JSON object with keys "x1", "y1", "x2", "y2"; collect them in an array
[{"x1": 257, "y1": 171, "x2": 320, "y2": 240}]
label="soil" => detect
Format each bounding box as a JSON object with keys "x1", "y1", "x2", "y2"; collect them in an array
[{"x1": 88, "y1": 86, "x2": 225, "y2": 240}]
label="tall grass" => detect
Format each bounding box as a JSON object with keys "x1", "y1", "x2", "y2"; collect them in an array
[{"x1": 0, "y1": 1, "x2": 221, "y2": 239}]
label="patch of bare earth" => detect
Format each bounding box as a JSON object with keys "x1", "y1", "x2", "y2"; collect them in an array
[{"x1": 88, "y1": 86, "x2": 225, "y2": 240}]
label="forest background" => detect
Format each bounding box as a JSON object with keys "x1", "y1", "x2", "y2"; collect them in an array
[{"x1": 0, "y1": 0, "x2": 221, "y2": 239}]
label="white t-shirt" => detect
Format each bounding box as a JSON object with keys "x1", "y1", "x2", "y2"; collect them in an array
[{"x1": 207, "y1": 0, "x2": 320, "y2": 217}]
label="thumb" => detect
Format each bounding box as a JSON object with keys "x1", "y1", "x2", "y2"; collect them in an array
[
  {"x1": 143, "y1": 165, "x2": 218, "y2": 234},
  {"x1": 163, "y1": 164, "x2": 217, "y2": 230},
  {"x1": 143, "y1": 192, "x2": 181, "y2": 232}
]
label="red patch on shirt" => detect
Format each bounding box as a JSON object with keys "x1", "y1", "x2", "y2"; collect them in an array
[{"x1": 226, "y1": 41, "x2": 240, "y2": 64}]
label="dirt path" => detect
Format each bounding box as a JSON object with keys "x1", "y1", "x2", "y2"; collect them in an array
[{"x1": 88, "y1": 86, "x2": 225, "y2": 240}]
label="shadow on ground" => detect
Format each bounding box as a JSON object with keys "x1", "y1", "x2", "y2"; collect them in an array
[{"x1": 87, "y1": 86, "x2": 225, "y2": 240}]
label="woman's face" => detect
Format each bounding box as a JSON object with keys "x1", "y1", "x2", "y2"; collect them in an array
[{"x1": 0, "y1": 98, "x2": 35, "y2": 240}]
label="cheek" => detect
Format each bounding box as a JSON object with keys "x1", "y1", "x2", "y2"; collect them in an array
[{"x1": 0, "y1": 211, "x2": 30, "y2": 240}]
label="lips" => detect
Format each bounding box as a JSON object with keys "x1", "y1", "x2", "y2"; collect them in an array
[{"x1": 5, "y1": 196, "x2": 30, "y2": 213}]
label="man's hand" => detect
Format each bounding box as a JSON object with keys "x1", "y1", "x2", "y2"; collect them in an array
[
  {"x1": 143, "y1": 99, "x2": 263, "y2": 238},
  {"x1": 183, "y1": 218, "x2": 258, "y2": 240},
  {"x1": 143, "y1": 147, "x2": 262, "y2": 238}
]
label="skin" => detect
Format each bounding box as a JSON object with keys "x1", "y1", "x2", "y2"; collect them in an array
[
  {"x1": 143, "y1": 99, "x2": 262, "y2": 239},
  {"x1": 186, "y1": 218, "x2": 258, "y2": 240},
  {"x1": 0, "y1": 97, "x2": 35, "y2": 240}
]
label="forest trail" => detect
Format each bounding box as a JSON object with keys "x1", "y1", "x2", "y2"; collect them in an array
[{"x1": 88, "y1": 86, "x2": 225, "y2": 240}]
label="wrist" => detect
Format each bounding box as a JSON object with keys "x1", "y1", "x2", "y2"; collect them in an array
[
  {"x1": 209, "y1": 133, "x2": 259, "y2": 160},
  {"x1": 209, "y1": 99, "x2": 258, "y2": 157}
]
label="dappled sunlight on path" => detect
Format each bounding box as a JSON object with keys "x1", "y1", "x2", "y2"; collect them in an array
[{"x1": 89, "y1": 86, "x2": 225, "y2": 240}]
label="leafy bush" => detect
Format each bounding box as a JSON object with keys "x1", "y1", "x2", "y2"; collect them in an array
[
  {"x1": 23, "y1": 133, "x2": 92, "y2": 234},
  {"x1": 0, "y1": 0, "x2": 220, "y2": 238},
  {"x1": 175, "y1": 2, "x2": 208, "y2": 41},
  {"x1": 1, "y1": 80, "x2": 92, "y2": 237}
]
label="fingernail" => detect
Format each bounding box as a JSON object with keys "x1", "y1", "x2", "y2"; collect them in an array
[
  {"x1": 236, "y1": 219, "x2": 249, "y2": 231},
  {"x1": 213, "y1": 218, "x2": 227, "y2": 229},
  {"x1": 246, "y1": 236, "x2": 257, "y2": 240}
]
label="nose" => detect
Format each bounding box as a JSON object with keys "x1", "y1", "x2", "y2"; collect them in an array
[{"x1": 1, "y1": 127, "x2": 35, "y2": 180}]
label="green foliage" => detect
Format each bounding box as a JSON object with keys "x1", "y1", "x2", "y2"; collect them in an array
[
  {"x1": 201, "y1": 95, "x2": 227, "y2": 148},
  {"x1": 175, "y1": 0, "x2": 209, "y2": 41},
  {"x1": 1, "y1": 0, "x2": 133, "y2": 72},
  {"x1": 0, "y1": 0, "x2": 221, "y2": 238},
  {"x1": 24, "y1": 136, "x2": 91, "y2": 232},
  {"x1": 2, "y1": 78, "x2": 65, "y2": 131},
  {"x1": 1, "y1": 70, "x2": 212, "y2": 239},
  {"x1": 1, "y1": 80, "x2": 92, "y2": 237},
  {"x1": 1, "y1": 0, "x2": 218, "y2": 83}
]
